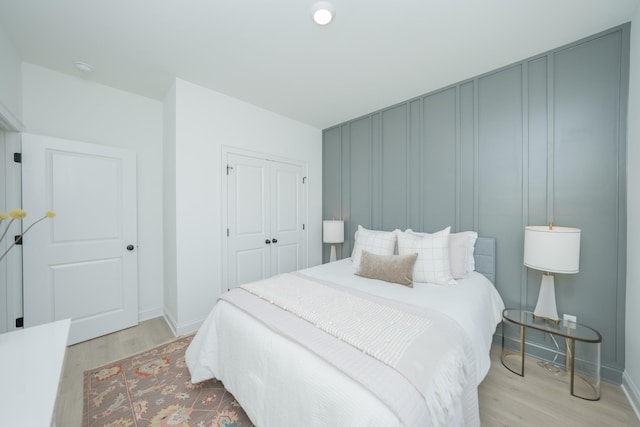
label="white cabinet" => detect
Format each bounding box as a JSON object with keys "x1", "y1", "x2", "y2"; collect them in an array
[
  {"x1": 225, "y1": 152, "x2": 306, "y2": 289},
  {"x1": 0, "y1": 319, "x2": 70, "y2": 426}
]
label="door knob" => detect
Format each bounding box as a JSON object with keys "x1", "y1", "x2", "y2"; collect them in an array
[
  {"x1": 126, "y1": 244, "x2": 135, "y2": 251},
  {"x1": 265, "y1": 239, "x2": 271, "y2": 244},
  {"x1": 272, "y1": 238, "x2": 278, "y2": 243}
]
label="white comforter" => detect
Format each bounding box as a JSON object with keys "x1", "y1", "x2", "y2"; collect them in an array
[
  {"x1": 186, "y1": 259, "x2": 504, "y2": 426},
  {"x1": 302, "y1": 260, "x2": 505, "y2": 384}
]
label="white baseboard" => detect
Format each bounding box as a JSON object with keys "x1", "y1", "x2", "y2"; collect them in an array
[
  {"x1": 138, "y1": 307, "x2": 163, "y2": 322},
  {"x1": 163, "y1": 311, "x2": 179, "y2": 337},
  {"x1": 622, "y1": 371, "x2": 640, "y2": 422},
  {"x1": 161, "y1": 311, "x2": 204, "y2": 337},
  {"x1": 174, "y1": 317, "x2": 204, "y2": 336}
]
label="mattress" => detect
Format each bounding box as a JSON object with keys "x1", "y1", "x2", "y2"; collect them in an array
[{"x1": 186, "y1": 258, "x2": 504, "y2": 426}]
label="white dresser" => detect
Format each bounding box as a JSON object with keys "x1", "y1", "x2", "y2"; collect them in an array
[{"x1": 0, "y1": 319, "x2": 70, "y2": 426}]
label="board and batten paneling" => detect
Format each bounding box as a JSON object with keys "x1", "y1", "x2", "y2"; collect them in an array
[
  {"x1": 381, "y1": 104, "x2": 409, "y2": 231},
  {"x1": 477, "y1": 64, "x2": 524, "y2": 312},
  {"x1": 349, "y1": 117, "x2": 373, "y2": 254},
  {"x1": 552, "y1": 30, "x2": 627, "y2": 368},
  {"x1": 422, "y1": 88, "x2": 457, "y2": 232},
  {"x1": 322, "y1": 126, "x2": 343, "y2": 261},
  {"x1": 322, "y1": 24, "x2": 629, "y2": 383}
]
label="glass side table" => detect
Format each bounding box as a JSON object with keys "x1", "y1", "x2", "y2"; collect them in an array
[{"x1": 501, "y1": 308, "x2": 602, "y2": 401}]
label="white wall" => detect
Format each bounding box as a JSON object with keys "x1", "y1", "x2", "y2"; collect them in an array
[
  {"x1": 21, "y1": 63, "x2": 165, "y2": 321},
  {"x1": 162, "y1": 83, "x2": 178, "y2": 327},
  {"x1": 164, "y1": 79, "x2": 322, "y2": 335},
  {"x1": 625, "y1": 6, "x2": 640, "y2": 419},
  {"x1": 0, "y1": 25, "x2": 21, "y2": 126}
]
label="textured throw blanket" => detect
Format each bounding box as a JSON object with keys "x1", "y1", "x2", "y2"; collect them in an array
[
  {"x1": 223, "y1": 272, "x2": 475, "y2": 426},
  {"x1": 241, "y1": 273, "x2": 432, "y2": 367}
]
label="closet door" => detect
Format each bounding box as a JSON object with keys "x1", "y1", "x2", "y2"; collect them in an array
[
  {"x1": 270, "y1": 161, "x2": 304, "y2": 275},
  {"x1": 227, "y1": 153, "x2": 271, "y2": 288},
  {"x1": 226, "y1": 153, "x2": 305, "y2": 290}
]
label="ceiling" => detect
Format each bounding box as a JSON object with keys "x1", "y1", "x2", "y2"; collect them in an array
[{"x1": 0, "y1": 0, "x2": 638, "y2": 129}]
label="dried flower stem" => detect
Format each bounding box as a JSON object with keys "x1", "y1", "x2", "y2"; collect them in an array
[
  {"x1": 0, "y1": 218, "x2": 16, "y2": 245},
  {"x1": 0, "y1": 215, "x2": 50, "y2": 262}
]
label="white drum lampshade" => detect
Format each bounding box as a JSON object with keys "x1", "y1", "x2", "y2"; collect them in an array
[
  {"x1": 323, "y1": 220, "x2": 344, "y2": 262},
  {"x1": 524, "y1": 225, "x2": 581, "y2": 322}
]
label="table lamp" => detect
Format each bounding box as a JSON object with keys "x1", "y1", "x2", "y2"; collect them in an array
[
  {"x1": 323, "y1": 220, "x2": 344, "y2": 262},
  {"x1": 524, "y1": 224, "x2": 581, "y2": 322}
]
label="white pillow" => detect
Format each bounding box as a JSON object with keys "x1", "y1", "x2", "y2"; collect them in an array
[
  {"x1": 351, "y1": 225, "x2": 398, "y2": 270},
  {"x1": 352, "y1": 225, "x2": 400, "y2": 258},
  {"x1": 398, "y1": 227, "x2": 456, "y2": 285},
  {"x1": 450, "y1": 231, "x2": 478, "y2": 276},
  {"x1": 406, "y1": 228, "x2": 478, "y2": 279}
]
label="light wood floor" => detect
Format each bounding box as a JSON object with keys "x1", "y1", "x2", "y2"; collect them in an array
[
  {"x1": 56, "y1": 317, "x2": 640, "y2": 426},
  {"x1": 479, "y1": 346, "x2": 640, "y2": 426}
]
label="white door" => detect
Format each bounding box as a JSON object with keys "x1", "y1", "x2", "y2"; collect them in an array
[
  {"x1": 227, "y1": 154, "x2": 271, "y2": 287},
  {"x1": 270, "y1": 161, "x2": 304, "y2": 275},
  {"x1": 21, "y1": 133, "x2": 138, "y2": 345},
  {"x1": 226, "y1": 152, "x2": 305, "y2": 290}
]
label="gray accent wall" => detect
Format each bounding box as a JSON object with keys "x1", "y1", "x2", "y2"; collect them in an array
[{"x1": 322, "y1": 24, "x2": 629, "y2": 383}]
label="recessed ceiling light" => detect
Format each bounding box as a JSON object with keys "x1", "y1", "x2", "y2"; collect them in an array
[
  {"x1": 74, "y1": 61, "x2": 94, "y2": 74},
  {"x1": 312, "y1": 1, "x2": 335, "y2": 25}
]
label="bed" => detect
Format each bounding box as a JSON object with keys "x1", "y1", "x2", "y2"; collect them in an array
[{"x1": 186, "y1": 228, "x2": 504, "y2": 427}]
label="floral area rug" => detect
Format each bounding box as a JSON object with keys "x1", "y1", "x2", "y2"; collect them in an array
[{"x1": 83, "y1": 334, "x2": 254, "y2": 427}]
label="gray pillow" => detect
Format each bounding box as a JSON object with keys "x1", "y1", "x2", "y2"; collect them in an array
[{"x1": 355, "y1": 250, "x2": 418, "y2": 287}]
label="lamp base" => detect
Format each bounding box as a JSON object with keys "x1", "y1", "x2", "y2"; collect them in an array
[
  {"x1": 533, "y1": 274, "x2": 560, "y2": 323},
  {"x1": 329, "y1": 244, "x2": 337, "y2": 262}
]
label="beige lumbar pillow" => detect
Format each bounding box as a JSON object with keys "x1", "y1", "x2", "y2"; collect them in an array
[{"x1": 355, "y1": 250, "x2": 418, "y2": 287}]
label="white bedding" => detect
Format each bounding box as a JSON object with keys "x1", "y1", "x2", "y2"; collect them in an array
[
  {"x1": 301, "y1": 259, "x2": 505, "y2": 384},
  {"x1": 186, "y1": 259, "x2": 504, "y2": 426}
]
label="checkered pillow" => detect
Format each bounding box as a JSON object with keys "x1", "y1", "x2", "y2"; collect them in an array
[
  {"x1": 397, "y1": 227, "x2": 457, "y2": 285},
  {"x1": 352, "y1": 226, "x2": 398, "y2": 270},
  {"x1": 407, "y1": 229, "x2": 478, "y2": 279}
]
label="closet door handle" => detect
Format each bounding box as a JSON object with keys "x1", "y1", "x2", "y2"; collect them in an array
[
  {"x1": 265, "y1": 239, "x2": 271, "y2": 244},
  {"x1": 272, "y1": 238, "x2": 278, "y2": 243}
]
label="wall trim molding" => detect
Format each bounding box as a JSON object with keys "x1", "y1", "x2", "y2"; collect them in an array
[
  {"x1": 0, "y1": 100, "x2": 24, "y2": 132},
  {"x1": 162, "y1": 310, "x2": 178, "y2": 336},
  {"x1": 164, "y1": 308, "x2": 204, "y2": 337},
  {"x1": 138, "y1": 307, "x2": 163, "y2": 322},
  {"x1": 622, "y1": 371, "x2": 640, "y2": 422},
  {"x1": 176, "y1": 317, "x2": 204, "y2": 336}
]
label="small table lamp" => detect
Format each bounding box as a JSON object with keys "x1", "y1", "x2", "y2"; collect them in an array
[
  {"x1": 323, "y1": 220, "x2": 344, "y2": 262},
  {"x1": 524, "y1": 225, "x2": 581, "y2": 322}
]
